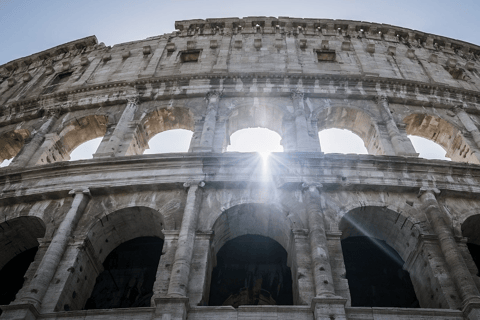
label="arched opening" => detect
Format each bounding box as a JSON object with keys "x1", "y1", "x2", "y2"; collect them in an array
[
  {"x1": 0, "y1": 129, "x2": 30, "y2": 167},
  {"x1": 84, "y1": 236, "x2": 164, "y2": 310},
  {"x1": 316, "y1": 107, "x2": 385, "y2": 155},
  {"x1": 62, "y1": 206, "x2": 166, "y2": 311},
  {"x1": 408, "y1": 135, "x2": 450, "y2": 161},
  {"x1": 341, "y1": 236, "x2": 418, "y2": 308},
  {"x1": 209, "y1": 234, "x2": 292, "y2": 307},
  {"x1": 227, "y1": 128, "x2": 283, "y2": 153},
  {"x1": 144, "y1": 129, "x2": 193, "y2": 154},
  {"x1": 69, "y1": 137, "x2": 102, "y2": 161},
  {"x1": 0, "y1": 248, "x2": 38, "y2": 311},
  {"x1": 461, "y1": 215, "x2": 480, "y2": 276},
  {"x1": 36, "y1": 115, "x2": 107, "y2": 164},
  {"x1": 142, "y1": 107, "x2": 194, "y2": 154},
  {"x1": 0, "y1": 217, "x2": 46, "y2": 314},
  {"x1": 209, "y1": 203, "x2": 295, "y2": 307},
  {"x1": 319, "y1": 128, "x2": 368, "y2": 154},
  {"x1": 339, "y1": 207, "x2": 428, "y2": 308},
  {"x1": 404, "y1": 114, "x2": 478, "y2": 164}
]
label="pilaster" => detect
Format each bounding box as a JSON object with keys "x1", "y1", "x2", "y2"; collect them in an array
[
  {"x1": 291, "y1": 229, "x2": 315, "y2": 305},
  {"x1": 376, "y1": 95, "x2": 418, "y2": 157},
  {"x1": 167, "y1": 181, "x2": 205, "y2": 298},
  {"x1": 187, "y1": 232, "x2": 214, "y2": 306},
  {"x1": 290, "y1": 90, "x2": 322, "y2": 152},
  {"x1": 418, "y1": 187, "x2": 480, "y2": 315},
  {"x1": 93, "y1": 94, "x2": 146, "y2": 158}
]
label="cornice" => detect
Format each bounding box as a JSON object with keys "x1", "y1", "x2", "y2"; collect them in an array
[
  {"x1": 0, "y1": 36, "x2": 98, "y2": 71},
  {"x1": 175, "y1": 17, "x2": 480, "y2": 57},
  {"x1": 3, "y1": 72, "x2": 480, "y2": 126},
  {"x1": 0, "y1": 153, "x2": 479, "y2": 206}
]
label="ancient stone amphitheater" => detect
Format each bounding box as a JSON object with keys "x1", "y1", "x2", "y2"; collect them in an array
[{"x1": 1, "y1": 16, "x2": 480, "y2": 320}]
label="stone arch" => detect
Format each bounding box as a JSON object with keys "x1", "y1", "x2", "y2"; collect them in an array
[
  {"x1": 204, "y1": 198, "x2": 305, "y2": 237},
  {"x1": 94, "y1": 202, "x2": 177, "y2": 233},
  {"x1": 0, "y1": 216, "x2": 46, "y2": 310},
  {"x1": 338, "y1": 207, "x2": 422, "y2": 263},
  {"x1": 460, "y1": 214, "x2": 480, "y2": 278},
  {"x1": 0, "y1": 129, "x2": 30, "y2": 164},
  {"x1": 403, "y1": 113, "x2": 478, "y2": 163},
  {"x1": 36, "y1": 114, "x2": 108, "y2": 164},
  {"x1": 84, "y1": 206, "x2": 166, "y2": 262},
  {"x1": 316, "y1": 106, "x2": 386, "y2": 155},
  {"x1": 338, "y1": 206, "x2": 449, "y2": 309},
  {"x1": 211, "y1": 203, "x2": 295, "y2": 255},
  {"x1": 0, "y1": 216, "x2": 46, "y2": 270},
  {"x1": 209, "y1": 203, "x2": 295, "y2": 307},
  {"x1": 62, "y1": 206, "x2": 166, "y2": 311},
  {"x1": 141, "y1": 107, "x2": 195, "y2": 145},
  {"x1": 226, "y1": 98, "x2": 285, "y2": 138}
]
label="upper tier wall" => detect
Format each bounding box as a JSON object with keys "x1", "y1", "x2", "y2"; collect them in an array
[{"x1": 2, "y1": 17, "x2": 480, "y2": 113}]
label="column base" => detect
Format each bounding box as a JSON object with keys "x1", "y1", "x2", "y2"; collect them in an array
[
  {"x1": 92, "y1": 152, "x2": 115, "y2": 159},
  {"x1": 463, "y1": 300, "x2": 480, "y2": 320},
  {"x1": 311, "y1": 297, "x2": 348, "y2": 320},
  {"x1": 191, "y1": 147, "x2": 214, "y2": 153},
  {"x1": 0, "y1": 303, "x2": 39, "y2": 320},
  {"x1": 397, "y1": 152, "x2": 420, "y2": 157},
  {"x1": 153, "y1": 297, "x2": 189, "y2": 320}
]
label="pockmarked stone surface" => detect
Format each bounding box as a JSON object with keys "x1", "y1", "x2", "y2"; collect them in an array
[{"x1": 1, "y1": 16, "x2": 480, "y2": 320}]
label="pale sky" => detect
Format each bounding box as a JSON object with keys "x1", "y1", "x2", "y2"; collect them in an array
[{"x1": 1, "y1": 0, "x2": 471, "y2": 163}]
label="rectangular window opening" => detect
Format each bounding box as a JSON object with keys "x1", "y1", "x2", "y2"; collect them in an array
[
  {"x1": 180, "y1": 50, "x2": 200, "y2": 63},
  {"x1": 316, "y1": 50, "x2": 336, "y2": 62}
]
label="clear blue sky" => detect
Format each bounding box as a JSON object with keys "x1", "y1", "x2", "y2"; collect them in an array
[{"x1": 0, "y1": 0, "x2": 478, "y2": 65}]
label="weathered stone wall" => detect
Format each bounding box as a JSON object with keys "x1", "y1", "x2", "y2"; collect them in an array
[{"x1": 1, "y1": 16, "x2": 480, "y2": 320}]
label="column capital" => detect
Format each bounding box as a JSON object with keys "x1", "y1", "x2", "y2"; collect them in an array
[
  {"x1": 417, "y1": 187, "x2": 440, "y2": 198},
  {"x1": 69, "y1": 187, "x2": 91, "y2": 197},
  {"x1": 126, "y1": 93, "x2": 140, "y2": 105},
  {"x1": 41, "y1": 106, "x2": 62, "y2": 118},
  {"x1": 183, "y1": 180, "x2": 205, "y2": 189},
  {"x1": 290, "y1": 89, "x2": 305, "y2": 101},
  {"x1": 374, "y1": 94, "x2": 389, "y2": 104},
  {"x1": 205, "y1": 89, "x2": 223, "y2": 102},
  {"x1": 302, "y1": 182, "x2": 323, "y2": 193}
]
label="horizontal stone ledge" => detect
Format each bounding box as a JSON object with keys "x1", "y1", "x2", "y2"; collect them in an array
[
  {"x1": 0, "y1": 153, "x2": 479, "y2": 205},
  {"x1": 4, "y1": 72, "x2": 480, "y2": 110}
]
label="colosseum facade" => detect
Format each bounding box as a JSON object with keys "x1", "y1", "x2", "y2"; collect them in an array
[{"x1": 1, "y1": 16, "x2": 480, "y2": 320}]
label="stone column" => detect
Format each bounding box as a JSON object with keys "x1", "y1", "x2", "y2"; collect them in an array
[
  {"x1": 291, "y1": 229, "x2": 315, "y2": 305},
  {"x1": 292, "y1": 91, "x2": 321, "y2": 152},
  {"x1": 193, "y1": 91, "x2": 222, "y2": 153},
  {"x1": 302, "y1": 183, "x2": 337, "y2": 297},
  {"x1": 152, "y1": 230, "x2": 180, "y2": 304},
  {"x1": 11, "y1": 109, "x2": 60, "y2": 167},
  {"x1": 187, "y1": 232, "x2": 214, "y2": 306},
  {"x1": 454, "y1": 105, "x2": 480, "y2": 162},
  {"x1": 167, "y1": 181, "x2": 204, "y2": 297},
  {"x1": 93, "y1": 94, "x2": 145, "y2": 158},
  {"x1": 376, "y1": 95, "x2": 418, "y2": 157},
  {"x1": 20, "y1": 188, "x2": 91, "y2": 309},
  {"x1": 418, "y1": 187, "x2": 480, "y2": 316}
]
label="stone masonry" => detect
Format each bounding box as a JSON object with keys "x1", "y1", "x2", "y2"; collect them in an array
[{"x1": 0, "y1": 16, "x2": 480, "y2": 320}]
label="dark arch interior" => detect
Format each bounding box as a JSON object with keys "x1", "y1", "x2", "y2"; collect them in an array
[
  {"x1": 341, "y1": 236, "x2": 419, "y2": 308},
  {"x1": 84, "y1": 236, "x2": 164, "y2": 310},
  {"x1": 467, "y1": 243, "x2": 480, "y2": 275},
  {"x1": 461, "y1": 215, "x2": 480, "y2": 275},
  {"x1": 208, "y1": 234, "x2": 293, "y2": 307},
  {"x1": 0, "y1": 247, "x2": 38, "y2": 315}
]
